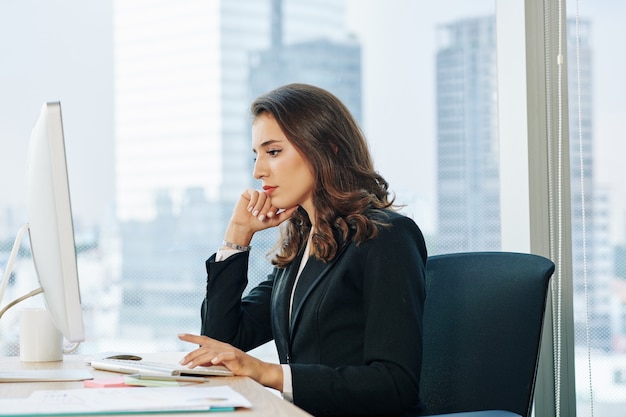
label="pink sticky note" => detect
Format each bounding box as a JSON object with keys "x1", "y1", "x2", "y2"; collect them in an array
[{"x1": 83, "y1": 376, "x2": 131, "y2": 388}]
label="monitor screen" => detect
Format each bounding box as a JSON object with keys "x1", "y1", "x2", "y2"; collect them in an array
[{"x1": 26, "y1": 102, "x2": 85, "y2": 343}]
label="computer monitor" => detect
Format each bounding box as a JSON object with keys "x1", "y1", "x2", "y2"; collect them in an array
[{"x1": 0, "y1": 102, "x2": 85, "y2": 345}]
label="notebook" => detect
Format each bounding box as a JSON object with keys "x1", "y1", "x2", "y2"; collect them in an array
[{"x1": 89, "y1": 358, "x2": 233, "y2": 377}]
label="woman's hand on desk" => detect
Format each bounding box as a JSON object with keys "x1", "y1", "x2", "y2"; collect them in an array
[{"x1": 177, "y1": 333, "x2": 284, "y2": 392}]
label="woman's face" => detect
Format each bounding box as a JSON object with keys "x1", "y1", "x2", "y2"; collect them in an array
[{"x1": 252, "y1": 113, "x2": 316, "y2": 216}]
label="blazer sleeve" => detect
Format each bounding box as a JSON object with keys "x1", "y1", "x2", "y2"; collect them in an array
[
  {"x1": 200, "y1": 251, "x2": 275, "y2": 352},
  {"x1": 290, "y1": 215, "x2": 427, "y2": 416}
]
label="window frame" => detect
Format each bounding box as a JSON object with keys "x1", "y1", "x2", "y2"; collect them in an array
[{"x1": 497, "y1": 0, "x2": 577, "y2": 415}]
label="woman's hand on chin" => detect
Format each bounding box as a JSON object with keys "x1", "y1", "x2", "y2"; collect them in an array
[{"x1": 229, "y1": 189, "x2": 298, "y2": 234}]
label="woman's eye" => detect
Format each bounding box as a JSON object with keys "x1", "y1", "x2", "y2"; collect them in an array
[{"x1": 268, "y1": 149, "x2": 281, "y2": 157}]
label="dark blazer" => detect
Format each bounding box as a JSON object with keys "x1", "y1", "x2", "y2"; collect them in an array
[{"x1": 201, "y1": 211, "x2": 427, "y2": 416}]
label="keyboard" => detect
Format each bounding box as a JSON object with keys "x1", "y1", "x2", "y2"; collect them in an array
[{"x1": 89, "y1": 358, "x2": 234, "y2": 377}]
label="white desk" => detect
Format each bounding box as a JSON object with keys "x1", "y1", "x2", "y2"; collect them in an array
[{"x1": 0, "y1": 352, "x2": 312, "y2": 416}]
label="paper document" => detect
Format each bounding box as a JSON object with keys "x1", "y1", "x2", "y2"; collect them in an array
[
  {"x1": 0, "y1": 385, "x2": 252, "y2": 416},
  {"x1": 0, "y1": 370, "x2": 93, "y2": 382}
]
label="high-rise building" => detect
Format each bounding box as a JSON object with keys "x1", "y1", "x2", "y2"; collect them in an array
[
  {"x1": 435, "y1": 15, "x2": 611, "y2": 350},
  {"x1": 568, "y1": 19, "x2": 613, "y2": 351},
  {"x1": 435, "y1": 16, "x2": 500, "y2": 254},
  {"x1": 114, "y1": 0, "x2": 346, "y2": 221},
  {"x1": 246, "y1": 0, "x2": 362, "y2": 281},
  {"x1": 113, "y1": 0, "x2": 352, "y2": 342},
  {"x1": 249, "y1": 0, "x2": 360, "y2": 124}
]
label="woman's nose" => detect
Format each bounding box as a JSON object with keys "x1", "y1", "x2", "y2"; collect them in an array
[{"x1": 253, "y1": 157, "x2": 266, "y2": 179}]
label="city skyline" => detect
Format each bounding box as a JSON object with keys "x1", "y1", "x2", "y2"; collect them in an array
[
  {"x1": 345, "y1": 0, "x2": 626, "y2": 243},
  {"x1": 1, "y1": 2, "x2": 624, "y2": 413},
  {"x1": 113, "y1": 0, "x2": 359, "y2": 341},
  {"x1": 1, "y1": 1, "x2": 624, "y2": 243}
]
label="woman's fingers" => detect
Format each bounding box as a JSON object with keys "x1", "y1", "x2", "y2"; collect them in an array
[
  {"x1": 244, "y1": 189, "x2": 260, "y2": 212},
  {"x1": 177, "y1": 333, "x2": 283, "y2": 390},
  {"x1": 177, "y1": 333, "x2": 206, "y2": 345},
  {"x1": 229, "y1": 189, "x2": 297, "y2": 234},
  {"x1": 211, "y1": 350, "x2": 237, "y2": 365},
  {"x1": 178, "y1": 333, "x2": 226, "y2": 366},
  {"x1": 260, "y1": 195, "x2": 274, "y2": 220},
  {"x1": 246, "y1": 190, "x2": 269, "y2": 217},
  {"x1": 178, "y1": 334, "x2": 249, "y2": 373},
  {"x1": 244, "y1": 189, "x2": 284, "y2": 223}
]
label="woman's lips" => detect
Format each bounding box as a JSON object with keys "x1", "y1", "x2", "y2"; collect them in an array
[{"x1": 263, "y1": 186, "x2": 277, "y2": 195}]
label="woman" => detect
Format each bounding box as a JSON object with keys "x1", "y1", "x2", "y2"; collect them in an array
[{"x1": 179, "y1": 83, "x2": 427, "y2": 416}]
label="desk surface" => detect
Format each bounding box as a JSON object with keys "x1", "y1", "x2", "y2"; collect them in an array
[{"x1": 0, "y1": 353, "x2": 312, "y2": 416}]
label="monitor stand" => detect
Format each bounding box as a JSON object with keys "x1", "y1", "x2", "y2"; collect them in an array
[{"x1": 0, "y1": 224, "x2": 32, "y2": 316}]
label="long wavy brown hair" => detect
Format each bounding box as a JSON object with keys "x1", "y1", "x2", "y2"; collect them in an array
[{"x1": 251, "y1": 83, "x2": 395, "y2": 267}]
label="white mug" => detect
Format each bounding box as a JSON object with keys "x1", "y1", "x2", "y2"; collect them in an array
[{"x1": 19, "y1": 307, "x2": 63, "y2": 362}]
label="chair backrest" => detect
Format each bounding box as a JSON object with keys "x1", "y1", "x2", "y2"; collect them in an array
[{"x1": 420, "y1": 252, "x2": 555, "y2": 417}]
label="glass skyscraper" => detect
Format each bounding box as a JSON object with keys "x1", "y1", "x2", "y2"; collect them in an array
[
  {"x1": 436, "y1": 15, "x2": 613, "y2": 352},
  {"x1": 113, "y1": 0, "x2": 358, "y2": 344},
  {"x1": 435, "y1": 16, "x2": 500, "y2": 254}
]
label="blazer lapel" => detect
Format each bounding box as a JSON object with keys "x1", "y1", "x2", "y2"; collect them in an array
[
  {"x1": 291, "y1": 257, "x2": 327, "y2": 316},
  {"x1": 272, "y1": 251, "x2": 304, "y2": 353},
  {"x1": 289, "y1": 243, "x2": 350, "y2": 336}
]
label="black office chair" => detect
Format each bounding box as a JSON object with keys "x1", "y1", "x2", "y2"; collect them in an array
[{"x1": 419, "y1": 252, "x2": 555, "y2": 417}]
